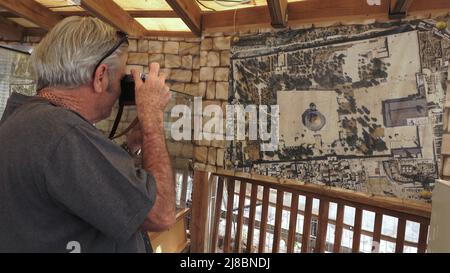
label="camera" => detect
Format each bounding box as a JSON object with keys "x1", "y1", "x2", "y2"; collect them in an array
[{"x1": 119, "y1": 74, "x2": 144, "y2": 106}]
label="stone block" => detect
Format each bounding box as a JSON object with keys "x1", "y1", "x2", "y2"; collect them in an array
[
  {"x1": 215, "y1": 82, "x2": 229, "y2": 100},
  {"x1": 213, "y1": 37, "x2": 231, "y2": 50},
  {"x1": 194, "y1": 146, "x2": 208, "y2": 163},
  {"x1": 200, "y1": 51, "x2": 208, "y2": 67},
  {"x1": 179, "y1": 42, "x2": 200, "y2": 56},
  {"x1": 192, "y1": 70, "x2": 200, "y2": 83},
  {"x1": 208, "y1": 148, "x2": 217, "y2": 165},
  {"x1": 148, "y1": 41, "x2": 163, "y2": 53},
  {"x1": 200, "y1": 67, "x2": 214, "y2": 81},
  {"x1": 128, "y1": 39, "x2": 137, "y2": 52},
  {"x1": 220, "y1": 51, "x2": 230, "y2": 67},
  {"x1": 126, "y1": 65, "x2": 143, "y2": 74},
  {"x1": 128, "y1": 53, "x2": 149, "y2": 66},
  {"x1": 216, "y1": 148, "x2": 225, "y2": 167},
  {"x1": 138, "y1": 39, "x2": 149, "y2": 52},
  {"x1": 148, "y1": 53, "x2": 164, "y2": 67},
  {"x1": 214, "y1": 67, "x2": 229, "y2": 82},
  {"x1": 207, "y1": 51, "x2": 220, "y2": 67},
  {"x1": 193, "y1": 56, "x2": 200, "y2": 69},
  {"x1": 206, "y1": 81, "x2": 216, "y2": 100},
  {"x1": 181, "y1": 143, "x2": 194, "y2": 158},
  {"x1": 170, "y1": 69, "x2": 192, "y2": 83},
  {"x1": 163, "y1": 41, "x2": 179, "y2": 54},
  {"x1": 201, "y1": 38, "x2": 213, "y2": 50},
  {"x1": 165, "y1": 54, "x2": 181, "y2": 68}
]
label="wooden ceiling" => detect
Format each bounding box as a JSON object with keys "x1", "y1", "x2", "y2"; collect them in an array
[{"x1": 0, "y1": 0, "x2": 450, "y2": 41}]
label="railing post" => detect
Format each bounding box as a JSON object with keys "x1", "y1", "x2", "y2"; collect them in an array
[
  {"x1": 418, "y1": 222, "x2": 429, "y2": 253},
  {"x1": 372, "y1": 213, "x2": 383, "y2": 253},
  {"x1": 272, "y1": 190, "x2": 284, "y2": 253},
  {"x1": 235, "y1": 181, "x2": 247, "y2": 253},
  {"x1": 246, "y1": 184, "x2": 259, "y2": 253},
  {"x1": 224, "y1": 179, "x2": 236, "y2": 253},
  {"x1": 352, "y1": 208, "x2": 363, "y2": 253},
  {"x1": 258, "y1": 187, "x2": 270, "y2": 253},
  {"x1": 190, "y1": 170, "x2": 210, "y2": 253},
  {"x1": 315, "y1": 200, "x2": 330, "y2": 253},
  {"x1": 301, "y1": 196, "x2": 313, "y2": 253},
  {"x1": 333, "y1": 204, "x2": 344, "y2": 253},
  {"x1": 395, "y1": 218, "x2": 406, "y2": 253},
  {"x1": 287, "y1": 194, "x2": 299, "y2": 253},
  {"x1": 211, "y1": 177, "x2": 224, "y2": 253}
]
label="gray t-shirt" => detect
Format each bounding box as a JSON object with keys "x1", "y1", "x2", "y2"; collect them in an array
[{"x1": 0, "y1": 93, "x2": 156, "y2": 253}]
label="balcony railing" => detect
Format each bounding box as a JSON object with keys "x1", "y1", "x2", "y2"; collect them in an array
[{"x1": 190, "y1": 170, "x2": 431, "y2": 253}]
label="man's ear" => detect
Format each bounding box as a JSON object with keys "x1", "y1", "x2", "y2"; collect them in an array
[{"x1": 93, "y1": 64, "x2": 109, "y2": 94}]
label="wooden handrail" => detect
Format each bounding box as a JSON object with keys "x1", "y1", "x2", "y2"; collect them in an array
[{"x1": 213, "y1": 170, "x2": 431, "y2": 220}]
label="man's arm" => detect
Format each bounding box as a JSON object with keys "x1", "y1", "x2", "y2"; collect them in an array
[{"x1": 131, "y1": 63, "x2": 176, "y2": 232}]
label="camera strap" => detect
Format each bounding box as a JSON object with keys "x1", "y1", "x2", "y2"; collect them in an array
[{"x1": 109, "y1": 104, "x2": 139, "y2": 140}]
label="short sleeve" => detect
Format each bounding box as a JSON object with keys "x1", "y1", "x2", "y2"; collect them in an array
[{"x1": 44, "y1": 124, "x2": 156, "y2": 243}]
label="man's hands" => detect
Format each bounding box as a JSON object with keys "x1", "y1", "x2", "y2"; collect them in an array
[
  {"x1": 131, "y1": 62, "x2": 176, "y2": 231},
  {"x1": 131, "y1": 63, "x2": 171, "y2": 132}
]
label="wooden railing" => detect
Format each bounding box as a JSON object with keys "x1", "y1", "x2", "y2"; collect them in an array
[{"x1": 194, "y1": 171, "x2": 432, "y2": 253}]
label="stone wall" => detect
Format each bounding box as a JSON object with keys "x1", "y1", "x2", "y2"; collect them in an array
[{"x1": 192, "y1": 34, "x2": 233, "y2": 173}]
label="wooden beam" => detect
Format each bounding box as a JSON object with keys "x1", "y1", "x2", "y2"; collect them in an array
[
  {"x1": 267, "y1": 0, "x2": 288, "y2": 28},
  {"x1": 389, "y1": 0, "x2": 414, "y2": 19},
  {"x1": 408, "y1": 0, "x2": 450, "y2": 13},
  {"x1": 80, "y1": 0, "x2": 147, "y2": 37},
  {"x1": 203, "y1": 0, "x2": 450, "y2": 33},
  {"x1": 166, "y1": 0, "x2": 202, "y2": 37},
  {"x1": 0, "y1": 10, "x2": 179, "y2": 18},
  {"x1": 203, "y1": 0, "x2": 387, "y2": 32},
  {"x1": 0, "y1": 16, "x2": 24, "y2": 41},
  {"x1": 0, "y1": 0, "x2": 62, "y2": 30},
  {"x1": 23, "y1": 28, "x2": 47, "y2": 38},
  {"x1": 190, "y1": 171, "x2": 210, "y2": 253}
]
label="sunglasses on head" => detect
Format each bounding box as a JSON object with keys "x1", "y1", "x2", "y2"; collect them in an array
[{"x1": 92, "y1": 31, "x2": 129, "y2": 79}]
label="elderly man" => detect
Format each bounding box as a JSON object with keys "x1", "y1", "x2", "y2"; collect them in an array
[{"x1": 0, "y1": 16, "x2": 176, "y2": 253}]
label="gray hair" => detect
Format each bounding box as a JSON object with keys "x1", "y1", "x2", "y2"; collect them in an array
[{"x1": 31, "y1": 16, "x2": 128, "y2": 90}]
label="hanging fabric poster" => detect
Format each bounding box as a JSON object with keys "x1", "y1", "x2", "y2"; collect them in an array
[{"x1": 227, "y1": 19, "x2": 450, "y2": 202}]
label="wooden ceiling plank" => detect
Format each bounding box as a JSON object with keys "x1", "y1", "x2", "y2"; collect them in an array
[
  {"x1": 80, "y1": 0, "x2": 147, "y2": 37},
  {"x1": 0, "y1": 0, "x2": 62, "y2": 30},
  {"x1": 267, "y1": 0, "x2": 288, "y2": 28},
  {"x1": 0, "y1": 10, "x2": 179, "y2": 18},
  {"x1": 203, "y1": 0, "x2": 450, "y2": 32},
  {"x1": 0, "y1": 16, "x2": 24, "y2": 41},
  {"x1": 165, "y1": 0, "x2": 202, "y2": 36}
]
